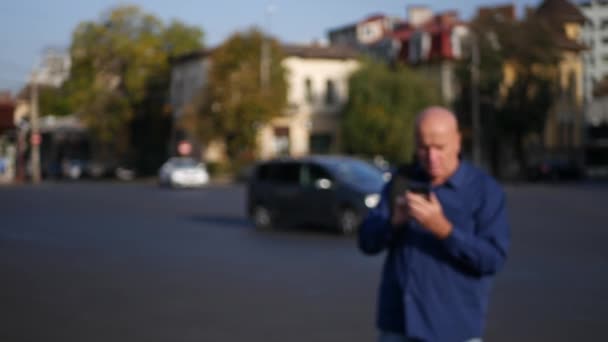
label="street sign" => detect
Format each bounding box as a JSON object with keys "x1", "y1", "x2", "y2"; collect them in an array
[
  {"x1": 177, "y1": 141, "x2": 192, "y2": 156},
  {"x1": 30, "y1": 133, "x2": 42, "y2": 146}
]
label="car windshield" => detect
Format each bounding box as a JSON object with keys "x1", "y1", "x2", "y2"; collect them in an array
[
  {"x1": 323, "y1": 159, "x2": 385, "y2": 189},
  {"x1": 170, "y1": 158, "x2": 199, "y2": 168}
]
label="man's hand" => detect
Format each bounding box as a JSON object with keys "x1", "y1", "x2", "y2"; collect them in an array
[{"x1": 406, "y1": 192, "x2": 453, "y2": 239}]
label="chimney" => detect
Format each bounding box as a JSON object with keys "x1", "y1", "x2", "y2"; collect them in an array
[{"x1": 408, "y1": 6, "x2": 433, "y2": 28}]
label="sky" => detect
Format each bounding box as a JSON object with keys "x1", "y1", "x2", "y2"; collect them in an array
[{"x1": 0, "y1": 0, "x2": 541, "y2": 94}]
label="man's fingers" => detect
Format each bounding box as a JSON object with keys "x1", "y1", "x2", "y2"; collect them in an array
[{"x1": 406, "y1": 192, "x2": 427, "y2": 205}]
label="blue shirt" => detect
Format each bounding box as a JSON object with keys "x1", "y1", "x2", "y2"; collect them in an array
[{"x1": 358, "y1": 161, "x2": 510, "y2": 342}]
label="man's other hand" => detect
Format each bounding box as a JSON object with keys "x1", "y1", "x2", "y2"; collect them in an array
[{"x1": 406, "y1": 192, "x2": 452, "y2": 239}]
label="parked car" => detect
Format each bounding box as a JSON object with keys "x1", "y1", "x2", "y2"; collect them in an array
[
  {"x1": 159, "y1": 157, "x2": 209, "y2": 188},
  {"x1": 527, "y1": 159, "x2": 584, "y2": 181},
  {"x1": 246, "y1": 155, "x2": 386, "y2": 235},
  {"x1": 61, "y1": 159, "x2": 87, "y2": 180}
]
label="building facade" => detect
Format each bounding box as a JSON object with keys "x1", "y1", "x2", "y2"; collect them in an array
[
  {"x1": 579, "y1": 1, "x2": 608, "y2": 175},
  {"x1": 327, "y1": 7, "x2": 469, "y2": 105},
  {"x1": 168, "y1": 44, "x2": 359, "y2": 162},
  {"x1": 535, "y1": 0, "x2": 587, "y2": 156},
  {"x1": 579, "y1": 0, "x2": 608, "y2": 101}
]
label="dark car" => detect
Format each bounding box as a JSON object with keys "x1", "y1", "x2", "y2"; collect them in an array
[
  {"x1": 527, "y1": 159, "x2": 584, "y2": 181},
  {"x1": 247, "y1": 156, "x2": 386, "y2": 235}
]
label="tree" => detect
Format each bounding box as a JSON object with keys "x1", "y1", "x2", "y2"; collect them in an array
[
  {"x1": 191, "y1": 29, "x2": 287, "y2": 163},
  {"x1": 455, "y1": 13, "x2": 561, "y2": 177},
  {"x1": 341, "y1": 60, "x2": 441, "y2": 163},
  {"x1": 66, "y1": 5, "x2": 203, "y2": 172},
  {"x1": 39, "y1": 85, "x2": 72, "y2": 117}
]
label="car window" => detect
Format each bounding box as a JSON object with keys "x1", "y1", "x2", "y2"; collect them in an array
[
  {"x1": 301, "y1": 163, "x2": 333, "y2": 187},
  {"x1": 256, "y1": 164, "x2": 272, "y2": 181},
  {"x1": 256, "y1": 162, "x2": 300, "y2": 185},
  {"x1": 324, "y1": 159, "x2": 384, "y2": 189},
  {"x1": 274, "y1": 163, "x2": 300, "y2": 184},
  {"x1": 171, "y1": 158, "x2": 198, "y2": 168}
]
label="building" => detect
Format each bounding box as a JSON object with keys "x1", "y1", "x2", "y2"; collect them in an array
[
  {"x1": 579, "y1": 0, "x2": 608, "y2": 102},
  {"x1": 391, "y1": 7, "x2": 469, "y2": 105},
  {"x1": 327, "y1": 7, "x2": 469, "y2": 105},
  {"x1": 0, "y1": 92, "x2": 16, "y2": 182},
  {"x1": 168, "y1": 44, "x2": 360, "y2": 162},
  {"x1": 327, "y1": 14, "x2": 403, "y2": 62},
  {"x1": 535, "y1": 0, "x2": 587, "y2": 158},
  {"x1": 32, "y1": 48, "x2": 71, "y2": 87}
]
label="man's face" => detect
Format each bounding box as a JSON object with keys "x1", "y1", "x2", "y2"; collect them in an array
[{"x1": 415, "y1": 116, "x2": 461, "y2": 184}]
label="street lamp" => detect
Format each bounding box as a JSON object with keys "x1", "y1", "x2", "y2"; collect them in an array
[
  {"x1": 469, "y1": 31, "x2": 500, "y2": 168},
  {"x1": 29, "y1": 69, "x2": 42, "y2": 183},
  {"x1": 260, "y1": 3, "x2": 276, "y2": 89}
]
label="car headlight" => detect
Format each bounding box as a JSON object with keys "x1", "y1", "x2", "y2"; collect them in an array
[{"x1": 365, "y1": 194, "x2": 380, "y2": 208}]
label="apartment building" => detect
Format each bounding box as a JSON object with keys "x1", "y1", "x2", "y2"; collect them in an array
[
  {"x1": 579, "y1": 0, "x2": 608, "y2": 101},
  {"x1": 327, "y1": 7, "x2": 469, "y2": 105},
  {"x1": 169, "y1": 44, "x2": 359, "y2": 161}
]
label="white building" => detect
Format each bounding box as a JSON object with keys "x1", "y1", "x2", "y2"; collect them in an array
[
  {"x1": 579, "y1": 0, "x2": 608, "y2": 101},
  {"x1": 31, "y1": 48, "x2": 71, "y2": 87},
  {"x1": 168, "y1": 44, "x2": 359, "y2": 161}
]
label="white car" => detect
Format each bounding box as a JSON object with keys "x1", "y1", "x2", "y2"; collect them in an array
[{"x1": 159, "y1": 157, "x2": 210, "y2": 188}]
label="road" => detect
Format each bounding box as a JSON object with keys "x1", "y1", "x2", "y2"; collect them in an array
[{"x1": 0, "y1": 181, "x2": 607, "y2": 341}]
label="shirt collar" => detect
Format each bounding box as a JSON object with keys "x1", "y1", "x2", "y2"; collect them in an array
[{"x1": 444, "y1": 161, "x2": 468, "y2": 189}]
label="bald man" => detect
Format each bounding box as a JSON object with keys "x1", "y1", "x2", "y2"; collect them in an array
[{"x1": 359, "y1": 107, "x2": 510, "y2": 342}]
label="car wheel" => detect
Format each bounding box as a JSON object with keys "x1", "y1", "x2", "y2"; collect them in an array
[
  {"x1": 338, "y1": 208, "x2": 359, "y2": 235},
  {"x1": 253, "y1": 205, "x2": 273, "y2": 231}
]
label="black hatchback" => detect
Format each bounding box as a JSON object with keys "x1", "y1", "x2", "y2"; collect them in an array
[{"x1": 246, "y1": 156, "x2": 386, "y2": 234}]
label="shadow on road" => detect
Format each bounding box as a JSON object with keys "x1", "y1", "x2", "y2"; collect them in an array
[
  {"x1": 186, "y1": 215, "x2": 250, "y2": 228},
  {"x1": 185, "y1": 214, "x2": 348, "y2": 238}
]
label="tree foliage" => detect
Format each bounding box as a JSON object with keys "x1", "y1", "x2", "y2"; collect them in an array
[
  {"x1": 341, "y1": 60, "x2": 441, "y2": 163},
  {"x1": 455, "y1": 13, "x2": 561, "y2": 175},
  {"x1": 66, "y1": 5, "x2": 203, "y2": 169},
  {"x1": 191, "y1": 29, "x2": 287, "y2": 161},
  {"x1": 39, "y1": 85, "x2": 72, "y2": 117}
]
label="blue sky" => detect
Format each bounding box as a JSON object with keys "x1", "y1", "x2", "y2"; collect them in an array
[{"x1": 0, "y1": 0, "x2": 540, "y2": 93}]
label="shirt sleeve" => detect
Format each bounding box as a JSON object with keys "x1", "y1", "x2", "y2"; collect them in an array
[
  {"x1": 358, "y1": 181, "x2": 397, "y2": 255},
  {"x1": 441, "y1": 180, "x2": 510, "y2": 276}
]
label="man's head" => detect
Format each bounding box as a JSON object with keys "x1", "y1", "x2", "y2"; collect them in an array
[{"x1": 415, "y1": 106, "x2": 461, "y2": 185}]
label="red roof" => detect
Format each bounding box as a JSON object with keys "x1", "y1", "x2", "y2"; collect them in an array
[{"x1": 391, "y1": 11, "x2": 466, "y2": 61}]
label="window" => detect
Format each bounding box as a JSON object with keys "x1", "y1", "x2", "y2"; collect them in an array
[
  {"x1": 274, "y1": 163, "x2": 300, "y2": 184},
  {"x1": 258, "y1": 162, "x2": 300, "y2": 184},
  {"x1": 568, "y1": 71, "x2": 577, "y2": 102},
  {"x1": 273, "y1": 126, "x2": 290, "y2": 156},
  {"x1": 325, "y1": 79, "x2": 337, "y2": 105},
  {"x1": 601, "y1": 19, "x2": 608, "y2": 30},
  {"x1": 603, "y1": 36, "x2": 608, "y2": 44},
  {"x1": 304, "y1": 78, "x2": 313, "y2": 104},
  {"x1": 301, "y1": 163, "x2": 333, "y2": 187},
  {"x1": 309, "y1": 134, "x2": 333, "y2": 154}
]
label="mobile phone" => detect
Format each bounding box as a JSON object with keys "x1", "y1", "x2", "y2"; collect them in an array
[
  {"x1": 407, "y1": 181, "x2": 431, "y2": 200},
  {"x1": 389, "y1": 164, "x2": 430, "y2": 208}
]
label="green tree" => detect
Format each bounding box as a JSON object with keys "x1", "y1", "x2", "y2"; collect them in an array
[
  {"x1": 191, "y1": 29, "x2": 286, "y2": 163},
  {"x1": 66, "y1": 5, "x2": 203, "y2": 172},
  {"x1": 341, "y1": 60, "x2": 441, "y2": 163},
  {"x1": 455, "y1": 13, "x2": 560, "y2": 177},
  {"x1": 39, "y1": 85, "x2": 72, "y2": 117}
]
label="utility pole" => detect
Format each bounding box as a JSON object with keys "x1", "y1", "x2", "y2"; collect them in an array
[
  {"x1": 260, "y1": 36, "x2": 270, "y2": 89},
  {"x1": 470, "y1": 33, "x2": 482, "y2": 167},
  {"x1": 30, "y1": 69, "x2": 42, "y2": 183},
  {"x1": 260, "y1": 3, "x2": 275, "y2": 89}
]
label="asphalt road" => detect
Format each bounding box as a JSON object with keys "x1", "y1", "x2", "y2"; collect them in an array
[{"x1": 0, "y1": 181, "x2": 607, "y2": 341}]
